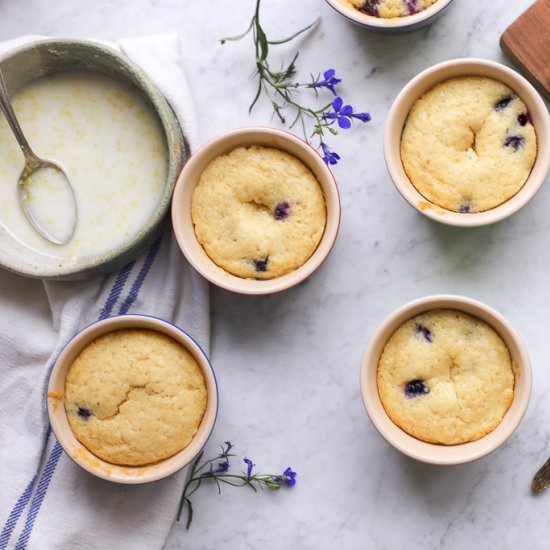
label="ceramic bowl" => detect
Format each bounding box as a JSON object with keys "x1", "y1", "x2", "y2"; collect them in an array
[
  {"x1": 360, "y1": 295, "x2": 531, "y2": 465},
  {"x1": 171, "y1": 127, "x2": 341, "y2": 295},
  {"x1": 47, "y1": 314, "x2": 217, "y2": 484},
  {"x1": 385, "y1": 58, "x2": 550, "y2": 227},
  {"x1": 0, "y1": 38, "x2": 186, "y2": 279},
  {"x1": 324, "y1": 0, "x2": 455, "y2": 34}
]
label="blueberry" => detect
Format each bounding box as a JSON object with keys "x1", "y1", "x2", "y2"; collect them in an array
[
  {"x1": 274, "y1": 202, "x2": 290, "y2": 221},
  {"x1": 404, "y1": 379, "x2": 430, "y2": 398},
  {"x1": 77, "y1": 406, "x2": 92, "y2": 420},
  {"x1": 459, "y1": 203, "x2": 470, "y2": 213},
  {"x1": 415, "y1": 323, "x2": 432, "y2": 343},
  {"x1": 253, "y1": 257, "x2": 269, "y2": 272},
  {"x1": 405, "y1": 0, "x2": 418, "y2": 14},
  {"x1": 358, "y1": 0, "x2": 380, "y2": 16},
  {"x1": 504, "y1": 135, "x2": 525, "y2": 151},
  {"x1": 494, "y1": 95, "x2": 513, "y2": 111},
  {"x1": 518, "y1": 113, "x2": 530, "y2": 127}
]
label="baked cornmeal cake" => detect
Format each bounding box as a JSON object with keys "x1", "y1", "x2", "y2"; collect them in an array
[
  {"x1": 377, "y1": 309, "x2": 514, "y2": 445},
  {"x1": 65, "y1": 329, "x2": 207, "y2": 466},
  {"x1": 344, "y1": 0, "x2": 438, "y2": 18},
  {"x1": 191, "y1": 145, "x2": 326, "y2": 280},
  {"x1": 401, "y1": 76, "x2": 537, "y2": 213}
]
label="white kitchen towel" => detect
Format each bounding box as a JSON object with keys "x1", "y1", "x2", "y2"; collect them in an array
[{"x1": 0, "y1": 35, "x2": 208, "y2": 550}]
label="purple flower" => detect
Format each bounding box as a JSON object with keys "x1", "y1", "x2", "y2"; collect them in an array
[
  {"x1": 351, "y1": 111, "x2": 372, "y2": 123},
  {"x1": 324, "y1": 97, "x2": 352, "y2": 129},
  {"x1": 282, "y1": 467, "x2": 297, "y2": 486},
  {"x1": 310, "y1": 69, "x2": 341, "y2": 96},
  {"x1": 243, "y1": 457, "x2": 255, "y2": 480},
  {"x1": 324, "y1": 97, "x2": 371, "y2": 129},
  {"x1": 273, "y1": 467, "x2": 297, "y2": 486},
  {"x1": 320, "y1": 142, "x2": 340, "y2": 166},
  {"x1": 210, "y1": 460, "x2": 230, "y2": 474}
]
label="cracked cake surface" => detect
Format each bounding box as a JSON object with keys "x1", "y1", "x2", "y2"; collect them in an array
[
  {"x1": 377, "y1": 309, "x2": 514, "y2": 445},
  {"x1": 401, "y1": 76, "x2": 537, "y2": 213},
  {"x1": 65, "y1": 329, "x2": 207, "y2": 466},
  {"x1": 191, "y1": 145, "x2": 326, "y2": 280}
]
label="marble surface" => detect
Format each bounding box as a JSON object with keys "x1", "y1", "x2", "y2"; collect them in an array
[{"x1": 2, "y1": 0, "x2": 549, "y2": 548}]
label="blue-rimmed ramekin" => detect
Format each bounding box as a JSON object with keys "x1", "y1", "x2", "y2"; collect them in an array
[
  {"x1": 324, "y1": 0, "x2": 455, "y2": 34},
  {"x1": 47, "y1": 314, "x2": 217, "y2": 484}
]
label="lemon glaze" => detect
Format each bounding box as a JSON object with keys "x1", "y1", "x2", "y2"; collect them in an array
[{"x1": 0, "y1": 71, "x2": 167, "y2": 261}]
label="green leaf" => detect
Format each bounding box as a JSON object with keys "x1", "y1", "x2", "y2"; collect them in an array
[{"x1": 255, "y1": 21, "x2": 269, "y2": 63}]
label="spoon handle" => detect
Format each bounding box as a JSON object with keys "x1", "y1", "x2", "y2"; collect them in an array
[
  {"x1": 532, "y1": 456, "x2": 550, "y2": 493},
  {"x1": 0, "y1": 67, "x2": 38, "y2": 163}
]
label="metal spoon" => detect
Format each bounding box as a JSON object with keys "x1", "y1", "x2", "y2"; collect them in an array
[
  {"x1": 0, "y1": 68, "x2": 77, "y2": 245},
  {"x1": 532, "y1": 456, "x2": 550, "y2": 493}
]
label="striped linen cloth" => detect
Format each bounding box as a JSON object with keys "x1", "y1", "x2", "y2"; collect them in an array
[{"x1": 0, "y1": 35, "x2": 209, "y2": 550}]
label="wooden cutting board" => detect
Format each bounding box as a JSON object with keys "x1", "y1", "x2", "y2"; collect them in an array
[{"x1": 500, "y1": 0, "x2": 550, "y2": 101}]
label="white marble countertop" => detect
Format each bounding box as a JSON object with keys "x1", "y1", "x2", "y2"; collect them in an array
[{"x1": 2, "y1": 0, "x2": 549, "y2": 548}]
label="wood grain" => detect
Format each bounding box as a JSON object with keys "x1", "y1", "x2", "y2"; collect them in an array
[{"x1": 500, "y1": 0, "x2": 550, "y2": 100}]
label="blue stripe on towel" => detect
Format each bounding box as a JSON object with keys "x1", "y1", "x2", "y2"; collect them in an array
[
  {"x1": 0, "y1": 254, "x2": 140, "y2": 547},
  {"x1": 0, "y1": 477, "x2": 36, "y2": 550},
  {"x1": 98, "y1": 260, "x2": 135, "y2": 320},
  {"x1": 6, "y1": 236, "x2": 163, "y2": 548},
  {"x1": 118, "y1": 236, "x2": 162, "y2": 315},
  {"x1": 13, "y1": 443, "x2": 63, "y2": 550}
]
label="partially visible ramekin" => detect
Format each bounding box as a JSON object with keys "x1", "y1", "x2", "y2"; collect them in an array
[
  {"x1": 385, "y1": 58, "x2": 550, "y2": 227},
  {"x1": 47, "y1": 314, "x2": 218, "y2": 484},
  {"x1": 360, "y1": 295, "x2": 531, "y2": 465},
  {"x1": 324, "y1": 0, "x2": 455, "y2": 34},
  {"x1": 171, "y1": 127, "x2": 341, "y2": 295}
]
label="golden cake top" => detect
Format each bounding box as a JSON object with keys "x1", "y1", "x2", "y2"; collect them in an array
[{"x1": 65, "y1": 329, "x2": 207, "y2": 466}]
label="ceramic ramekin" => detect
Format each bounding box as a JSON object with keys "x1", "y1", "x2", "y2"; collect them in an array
[
  {"x1": 171, "y1": 127, "x2": 341, "y2": 295},
  {"x1": 385, "y1": 58, "x2": 550, "y2": 227},
  {"x1": 0, "y1": 38, "x2": 187, "y2": 280},
  {"x1": 324, "y1": 0, "x2": 455, "y2": 34},
  {"x1": 47, "y1": 314, "x2": 217, "y2": 484},
  {"x1": 361, "y1": 295, "x2": 531, "y2": 465}
]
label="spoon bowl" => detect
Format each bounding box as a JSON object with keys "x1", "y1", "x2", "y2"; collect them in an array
[
  {"x1": 0, "y1": 68, "x2": 77, "y2": 245},
  {"x1": 17, "y1": 157, "x2": 77, "y2": 246}
]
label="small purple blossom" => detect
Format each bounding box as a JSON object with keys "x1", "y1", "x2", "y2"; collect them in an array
[
  {"x1": 243, "y1": 457, "x2": 255, "y2": 480},
  {"x1": 210, "y1": 461, "x2": 230, "y2": 474},
  {"x1": 351, "y1": 111, "x2": 372, "y2": 123},
  {"x1": 320, "y1": 142, "x2": 341, "y2": 165},
  {"x1": 273, "y1": 466, "x2": 297, "y2": 486},
  {"x1": 282, "y1": 467, "x2": 297, "y2": 486},
  {"x1": 310, "y1": 69, "x2": 341, "y2": 96},
  {"x1": 178, "y1": 440, "x2": 298, "y2": 529},
  {"x1": 324, "y1": 97, "x2": 371, "y2": 129},
  {"x1": 324, "y1": 97, "x2": 352, "y2": 129}
]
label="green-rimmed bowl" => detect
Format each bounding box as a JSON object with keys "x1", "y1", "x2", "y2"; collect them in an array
[{"x1": 0, "y1": 38, "x2": 187, "y2": 279}]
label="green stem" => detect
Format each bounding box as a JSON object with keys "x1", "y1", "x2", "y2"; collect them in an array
[
  {"x1": 220, "y1": 16, "x2": 255, "y2": 44},
  {"x1": 268, "y1": 17, "x2": 320, "y2": 45},
  {"x1": 185, "y1": 499, "x2": 193, "y2": 530}
]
